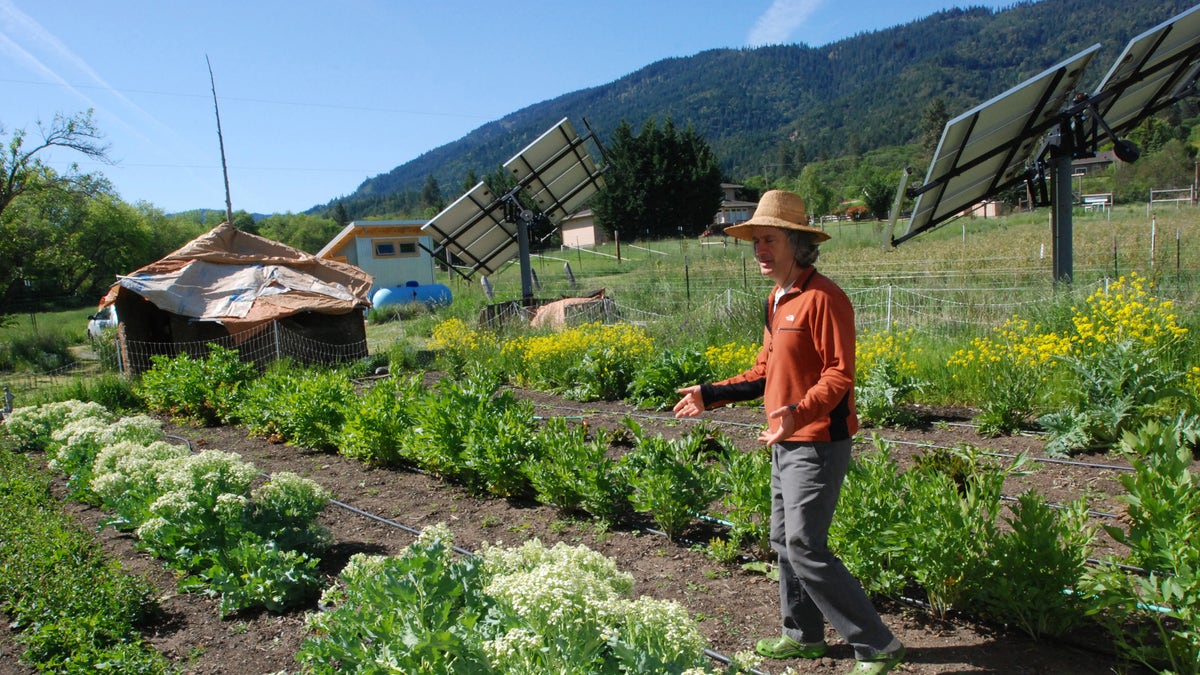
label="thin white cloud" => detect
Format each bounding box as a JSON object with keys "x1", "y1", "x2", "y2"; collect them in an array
[
  {"x1": 747, "y1": 0, "x2": 823, "y2": 47},
  {"x1": 0, "y1": 0, "x2": 164, "y2": 146}
]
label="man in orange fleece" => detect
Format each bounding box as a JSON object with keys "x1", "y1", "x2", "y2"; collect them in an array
[{"x1": 673, "y1": 190, "x2": 904, "y2": 675}]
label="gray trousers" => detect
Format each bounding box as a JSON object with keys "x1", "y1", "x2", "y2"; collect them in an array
[{"x1": 771, "y1": 438, "x2": 897, "y2": 660}]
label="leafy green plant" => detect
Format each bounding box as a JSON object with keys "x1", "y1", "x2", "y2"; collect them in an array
[
  {"x1": 300, "y1": 526, "x2": 493, "y2": 674},
  {"x1": 460, "y1": 389, "x2": 539, "y2": 498},
  {"x1": 336, "y1": 374, "x2": 422, "y2": 465},
  {"x1": 0, "y1": 446, "x2": 169, "y2": 674},
  {"x1": 855, "y1": 357, "x2": 924, "y2": 428},
  {"x1": 1038, "y1": 338, "x2": 1189, "y2": 456},
  {"x1": 627, "y1": 347, "x2": 714, "y2": 410},
  {"x1": 718, "y1": 446, "x2": 771, "y2": 559},
  {"x1": 620, "y1": 420, "x2": 721, "y2": 541},
  {"x1": 891, "y1": 446, "x2": 1018, "y2": 618},
  {"x1": 525, "y1": 417, "x2": 621, "y2": 519},
  {"x1": 1079, "y1": 420, "x2": 1200, "y2": 674},
  {"x1": 276, "y1": 368, "x2": 357, "y2": 451},
  {"x1": 138, "y1": 345, "x2": 256, "y2": 424},
  {"x1": 968, "y1": 492, "x2": 1096, "y2": 638},
  {"x1": 399, "y1": 375, "x2": 497, "y2": 482},
  {"x1": 829, "y1": 436, "x2": 909, "y2": 598}
]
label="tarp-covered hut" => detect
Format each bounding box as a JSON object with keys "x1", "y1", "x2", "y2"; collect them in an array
[{"x1": 100, "y1": 222, "x2": 373, "y2": 373}]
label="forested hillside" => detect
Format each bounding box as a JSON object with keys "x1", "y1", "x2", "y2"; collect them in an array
[{"x1": 315, "y1": 0, "x2": 1197, "y2": 220}]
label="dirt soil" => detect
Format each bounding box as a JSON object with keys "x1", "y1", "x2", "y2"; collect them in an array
[{"x1": 2, "y1": 377, "x2": 1174, "y2": 675}]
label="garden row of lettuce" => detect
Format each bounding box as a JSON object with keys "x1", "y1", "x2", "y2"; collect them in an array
[
  {"x1": 2, "y1": 401, "x2": 747, "y2": 674},
  {"x1": 0, "y1": 437, "x2": 169, "y2": 674},
  {"x1": 129, "y1": 342, "x2": 1200, "y2": 674}
]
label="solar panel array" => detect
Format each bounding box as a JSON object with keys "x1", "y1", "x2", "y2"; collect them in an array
[
  {"x1": 422, "y1": 118, "x2": 604, "y2": 279},
  {"x1": 894, "y1": 3, "x2": 1200, "y2": 247}
]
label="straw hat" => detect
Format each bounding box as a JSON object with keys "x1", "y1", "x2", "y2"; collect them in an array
[{"x1": 723, "y1": 190, "x2": 830, "y2": 243}]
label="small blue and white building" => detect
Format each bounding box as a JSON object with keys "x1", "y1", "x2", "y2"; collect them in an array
[{"x1": 317, "y1": 220, "x2": 452, "y2": 308}]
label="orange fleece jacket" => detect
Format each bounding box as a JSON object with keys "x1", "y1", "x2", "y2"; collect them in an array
[{"x1": 700, "y1": 267, "x2": 858, "y2": 442}]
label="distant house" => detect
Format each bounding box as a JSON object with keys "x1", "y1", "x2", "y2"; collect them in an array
[
  {"x1": 714, "y1": 182, "x2": 756, "y2": 229},
  {"x1": 560, "y1": 209, "x2": 609, "y2": 248},
  {"x1": 317, "y1": 220, "x2": 440, "y2": 296}
]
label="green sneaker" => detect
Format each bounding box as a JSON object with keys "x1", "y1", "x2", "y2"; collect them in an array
[
  {"x1": 755, "y1": 635, "x2": 828, "y2": 659},
  {"x1": 847, "y1": 645, "x2": 905, "y2": 674}
]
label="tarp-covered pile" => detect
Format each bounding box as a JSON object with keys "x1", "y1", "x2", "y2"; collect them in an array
[{"x1": 101, "y1": 222, "x2": 374, "y2": 372}]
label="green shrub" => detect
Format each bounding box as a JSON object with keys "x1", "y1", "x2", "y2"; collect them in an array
[
  {"x1": 525, "y1": 417, "x2": 621, "y2": 519},
  {"x1": 830, "y1": 437, "x2": 909, "y2": 598},
  {"x1": 238, "y1": 364, "x2": 356, "y2": 450},
  {"x1": 460, "y1": 389, "x2": 539, "y2": 498},
  {"x1": 968, "y1": 492, "x2": 1096, "y2": 638},
  {"x1": 627, "y1": 347, "x2": 714, "y2": 411},
  {"x1": 718, "y1": 445, "x2": 771, "y2": 559},
  {"x1": 138, "y1": 345, "x2": 256, "y2": 424},
  {"x1": 1080, "y1": 420, "x2": 1200, "y2": 673},
  {"x1": 619, "y1": 420, "x2": 722, "y2": 541}
]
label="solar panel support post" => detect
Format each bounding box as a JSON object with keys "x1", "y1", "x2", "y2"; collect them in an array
[
  {"x1": 504, "y1": 195, "x2": 537, "y2": 304},
  {"x1": 1048, "y1": 127, "x2": 1075, "y2": 284}
]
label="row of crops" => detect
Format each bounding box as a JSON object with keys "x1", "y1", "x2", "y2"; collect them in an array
[
  {"x1": 1, "y1": 400, "x2": 745, "y2": 674},
  {"x1": 13, "y1": 318, "x2": 1196, "y2": 673},
  {"x1": 3, "y1": 264, "x2": 1199, "y2": 672}
]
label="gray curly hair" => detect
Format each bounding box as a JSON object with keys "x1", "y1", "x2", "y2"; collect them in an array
[{"x1": 785, "y1": 229, "x2": 821, "y2": 268}]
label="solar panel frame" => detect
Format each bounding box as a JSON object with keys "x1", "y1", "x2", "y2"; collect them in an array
[
  {"x1": 504, "y1": 118, "x2": 605, "y2": 225},
  {"x1": 419, "y1": 118, "x2": 605, "y2": 280},
  {"x1": 896, "y1": 45, "x2": 1100, "y2": 245},
  {"x1": 1092, "y1": 3, "x2": 1200, "y2": 137},
  {"x1": 421, "y1": 182, "x2": 517, "y2": 276}
]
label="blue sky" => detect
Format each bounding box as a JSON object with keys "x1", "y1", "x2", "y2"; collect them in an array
[{"x1": 1, "y1": 0, "x2": 1015, "y2": 215}]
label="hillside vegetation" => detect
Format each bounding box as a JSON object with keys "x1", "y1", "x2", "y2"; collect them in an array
[{"x1": 319, "y1": 0, "x2": 1198, "y2": 220}]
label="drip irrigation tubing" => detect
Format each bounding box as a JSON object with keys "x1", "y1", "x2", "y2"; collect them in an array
[{"x1": 526, "y1": 402, "x2": 1138, "y2": 474}]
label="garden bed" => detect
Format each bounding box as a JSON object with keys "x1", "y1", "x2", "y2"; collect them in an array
[{"x1": 9, "y1": 378, "x2": 1170, "y2": 675}]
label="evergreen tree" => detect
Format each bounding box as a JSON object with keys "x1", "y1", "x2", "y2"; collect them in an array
[
  {"x1": 592, "y1": 117, "x2": 723, "y2": 241},
  {"x1": 420, "y1": 174, "x2": 444, "y2": 211},
  {"x1": 920, "y1": 98, "x2": 950, "y2": 157}
]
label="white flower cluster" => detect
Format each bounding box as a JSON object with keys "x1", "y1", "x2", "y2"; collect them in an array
[
  {"x1": 481, "y1": 538, "x2": 634, "y2": 597},
  {"x1": 618, "y1": 595, "x2": 709, "y2": 658},
  {"x1": 3, "y1": 399, "x2": 110, "y2": 450},
  {"x1": 154, "y1": 450, "x2": 258, "y2": 497},
  {"x1": 251, "y1": 471, "x2": 330, "y2": 520},
  {"x1": 481, "y1": 627, "x2": 543, "y2": 665},
  {"x1": 91, "y1": 440, "x2": 190, "y2": 504}
]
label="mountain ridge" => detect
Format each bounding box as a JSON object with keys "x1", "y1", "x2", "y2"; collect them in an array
[{"x1": 315, "y1": 0, "x2": 1197, "y2": 219}]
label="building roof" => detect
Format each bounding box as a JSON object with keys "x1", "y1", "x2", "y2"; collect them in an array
[{"x1": 102, "y1": 222, "x2": 373, "y2": 332}]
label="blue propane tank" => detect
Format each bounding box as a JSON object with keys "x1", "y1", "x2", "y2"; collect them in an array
[{"x1": 372, "y1": 282, "x2": 452, "y2": 308}]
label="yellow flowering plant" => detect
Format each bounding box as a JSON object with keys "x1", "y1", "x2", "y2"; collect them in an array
[
  {"x1": 1039, "y1": 274, "x2": 1194, "y2": 456},
  {"x1": 704, "y1": 341, "x2": 759, "y2": 381},
  {"x1": 947, "y1": 317, "x2": 1070, "y2": 437},
  {"x1": 428, "y1": 317, "x2": 500, "y2": 378},
  {"x1": 503, "y1": 322, "x2": 655, "y2": 401},
  {"x1": 856, "y1": 328, "x2": 926, "y2": 428}
]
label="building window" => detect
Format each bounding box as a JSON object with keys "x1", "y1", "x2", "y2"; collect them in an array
[{"x1": 373, "y1": 239, "x2": 419, "y2": 258}]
